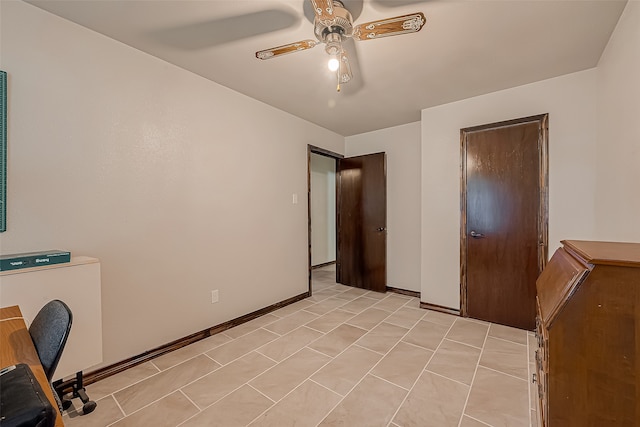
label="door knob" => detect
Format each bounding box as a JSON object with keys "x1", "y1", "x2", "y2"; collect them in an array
[
  {"x1": 377, "y1": 227, "x2": 386, "y2": 232},
  {"x1": 470, "y1": 231, "x2": 485, "y2": 238}
]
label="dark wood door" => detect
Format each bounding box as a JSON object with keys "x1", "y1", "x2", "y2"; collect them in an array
[
  {"x1": 337, "y1": 153, "x2": 387, "y2": 292},
  {"x1": 461, "y1": 115, "x2": 548, "y2": 330}
]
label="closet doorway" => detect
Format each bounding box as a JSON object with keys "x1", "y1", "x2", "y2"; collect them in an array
[
  {"x1": 307, "y1": 145, "x2": 387, "y2": 294},
  {"x1": 308, "y1": 146, "x2": 341, "y2": 294}
]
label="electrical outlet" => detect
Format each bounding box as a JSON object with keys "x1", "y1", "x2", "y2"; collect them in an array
[{"x1": 211, "y1": 290, "x2": 219, "y2": 304}]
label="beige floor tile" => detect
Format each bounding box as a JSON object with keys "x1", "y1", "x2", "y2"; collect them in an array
[
  {"x1": 271, "y1": 299, "x2": 316, "y2": 318},
  {"x1": 384, "y1": 307, "x2": 426, "y2": 329},
  {"x1": 63, "y1": 395, "x2": 123, "y2": 427},
  {"x1": 224, "y1": 314, "x2": 280, "y2": 339},
  {"x1": 363, "y1": 290, "x2": 388, "y2": 300},
  {"x1": 460, "y1": 415, "x2": 492, "y2": 427},
  {"x1": 313, "y1": 276, "x2": 336, "y2": 285},
  {"x1": 332, "y1": 291, "x2": 359, "y2": 301},
  {"x1": 309, "y1": 288, "x2": 345, "y2": 301},
  {"x1": 86, "y1": 362, "x2": 160, "y2": 401},
  {"x1": 402, "y1": 297, "x2": 422, "y2": 309},
  {"x1": 466, "y1": 317, "x2": 490, "y2": 326},
  {"x1": 402, "y1": 320, "x2": 450, "y2": 351},
  {"x1": 74, "y1": 290, "x2": 538, "y2": 427},
  {"x1": 206, "y1": 328, "x2": 279, "y2": 365},
  {"x1": 308, "y1": 292, "x2": 332, "y2": 303},
  {"x1": 250, "y1": 347, "x2": 331, "y2": 401},
  {"x1": 479, "y1": 337, "x2": 528, "y2": 379},
  {"x1": 249, "y1": 380, "x2": 341, "y2": 427},
  {"x1": 346, "y1": 307, "x2": 391, "y2": 330},
  {"x1": 318, "y1": 374, "x2": 407, "y2": 427},
  {"x1": 114, "y1": 355, "x2": 220, "y2": 415},
  {"x1": 446, "y1": 318, "x2": 489, "y2": 348},
  {"x1": 313, "y1": 281, "x2": 335, "y2": 290},
  {"x1": 311, "y1": 284, "x2": 334, "y2": 291},
  {"x1": 488, "y1": 323, "x2": 528, "y2": 345},
  {"x1": 465, "y1": 366, "x2": 529, "y2": 427},
  {"x1": 339, "y1": 287, "x2": 370, "y2": 298},
  {"x1": 182, "y1": 352, "x2": 276, "y2": 409},
  {"x1": 393, "y1": 370, "x2": 469, "y2": 427},
  {"x1": 330, "y1": 284, "x2": 357, "y2": 297},
  {"x1": 262, "y1": 310, "x2": 319, "y2": 335},
  {"x1": 311, "y1": 345, "x2": 382, "y2": 395},
  {"x1": 373, "y1": 295, "x2": 411, "y2": 312},
  {"x1": 426, "y1": 339, "x2": 481, "y2": 385},
  {"x1": 306, "y1": 309, "x2": 355, "y2": 333},
  {"x1": 423, "y1": 310, "x2": 458, "y2": 327},
  {"x1": 180, "y1": 385, "x2": 273, "y2": 427},
  {"x1": 111, "y1": 391, "x2": 197, "y2": 427},
  {"x1": 153, "y1": 333, "x2": 232, "y2": 371},
  {"x1": 371, "y1": 341, "x2": 433, "y2": 389},
  {"x1": 528, "y1": 333, "x2": 537, "y2": 363},
  {"x1": 308, "y1": 324, "x2": 367, "y2": 357},
  {"x1": 356, "y1": 322, "x2": 409, "y2": 354},
  {"x1": 313, "y1": 269, "x2": 335, "y2": 277},
  {"x1": 339, "y1": 296, "x2": 379, "y2": 313},
  {"x1": 304, "y1": 298, "x2": 348, "y2": 315},
  {"x1": 257, "y1": 326, "x2": 324, "y2": 362}
]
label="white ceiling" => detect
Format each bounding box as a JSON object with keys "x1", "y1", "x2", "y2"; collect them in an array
[{"x1": 27, "y1": 0, "x2": 627, "y2": 136}]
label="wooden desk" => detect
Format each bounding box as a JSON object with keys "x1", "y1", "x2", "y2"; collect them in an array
[{"x1": 1, "y1": 305, "x2": 64, "y2": 427}]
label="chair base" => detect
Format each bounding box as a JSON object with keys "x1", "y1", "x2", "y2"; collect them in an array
[{"x1": 53, "y1": 371, "x2": 97, "y2": 415}]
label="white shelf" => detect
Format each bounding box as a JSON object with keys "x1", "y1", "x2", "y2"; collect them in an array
[{"x1": 0, "y1": 256, "x2": 103, "y2": 380}]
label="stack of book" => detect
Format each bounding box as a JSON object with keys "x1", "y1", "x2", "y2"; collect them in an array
[{"x1": 0, "y1": 250, "x2": 71, "y2": 271}]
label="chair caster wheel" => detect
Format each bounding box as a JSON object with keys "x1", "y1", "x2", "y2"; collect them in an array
[
  {"x1": 62, "y1": 399, "x2": 72, "y2": 411},
  {"x1": 82, "y1": 401, "x2": 97, "y2": 414}
]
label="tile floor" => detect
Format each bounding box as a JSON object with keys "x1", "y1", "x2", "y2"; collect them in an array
[{"x1": 63, "y1": 265, "x2": 538, "y2": 427}]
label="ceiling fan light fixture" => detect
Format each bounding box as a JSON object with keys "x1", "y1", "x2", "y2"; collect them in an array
[
  {"x1": 255, "y1": 0, "x2": 427, "y2": 89},
  {"x1": 328, "y1": 57, "x2": 340, "y2": 71},
  {"x1": 324, "y1": 32, "x2": 342, "y2": 55}
]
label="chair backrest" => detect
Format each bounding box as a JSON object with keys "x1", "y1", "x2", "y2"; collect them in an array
[{"x1": 28, "y1": 299, "x2": 73, "y2": 381}]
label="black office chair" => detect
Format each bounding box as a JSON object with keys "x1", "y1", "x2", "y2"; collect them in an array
[
  {"x1": 29, "y1": 300, "x2": 96, "y2": 415},
  {"x1": 29, "y1": 300, "x2": 73, "y2": 382}
]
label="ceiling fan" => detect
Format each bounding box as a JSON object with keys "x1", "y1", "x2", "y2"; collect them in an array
[{"x1": 255, "y1": 0, "x2": 426, "y2": 91}]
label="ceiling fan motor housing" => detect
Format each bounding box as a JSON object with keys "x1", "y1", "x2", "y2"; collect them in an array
[{"x1": 314, "y1": 0, "x2": 353, "y2": 54}]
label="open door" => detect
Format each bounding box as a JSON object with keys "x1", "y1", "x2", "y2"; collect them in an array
[{"x1": 337, "y1": 152, "x2": 387, "y2": 292}]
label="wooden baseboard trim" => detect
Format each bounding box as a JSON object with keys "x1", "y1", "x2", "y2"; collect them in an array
[
  {"x1": 311, "y1": 261, "x2": 336, "y2": 270},
  {"x1": 76, "y1": 292, "x2": 310, "y2": 389},
  {"x1": 386, "y1": 287, "x2": 420, "y2": 298},
  {"x1": 419, "y1": 301, "x2": 461, "y2": 316}
]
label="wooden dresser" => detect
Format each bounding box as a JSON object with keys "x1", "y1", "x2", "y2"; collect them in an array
[{"x1": 534, "y1": 240, "x2": 640, "y2": 426}]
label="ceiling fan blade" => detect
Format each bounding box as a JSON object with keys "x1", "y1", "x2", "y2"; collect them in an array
[
  {"x1": 255, "y1": 40, "x2": 317, "y2": 60},
  {"x1": 353, "y1": 12, "x2": 426, "y2": 41},
  {"x1": 309, "y1": 0, "x2": 336, "y2": 26}
]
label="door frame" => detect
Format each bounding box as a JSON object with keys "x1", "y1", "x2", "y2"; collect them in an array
[
  {"x1": 459, "y1": 114, "x2": 549, "y2": 319},
  {"x1": 307, "y1": 145, "x2": 343, "y2": 295}
]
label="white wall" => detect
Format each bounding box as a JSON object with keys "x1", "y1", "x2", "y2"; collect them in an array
[
  {"x1": 595, "y1": 1, "x2": 640, "y2": 242},
  {"x1": 346, "y1": 122, "x2": 421, "y2": 292},
  {"x1": 0, "y1": 1, "x2": 344, "y2": 367},
  {"x1": 310, "y1": 153, "x2": 336, "y2": 266},
  {"x1": 421, "y1": 70, "x2": 598, "y2": 309}
]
